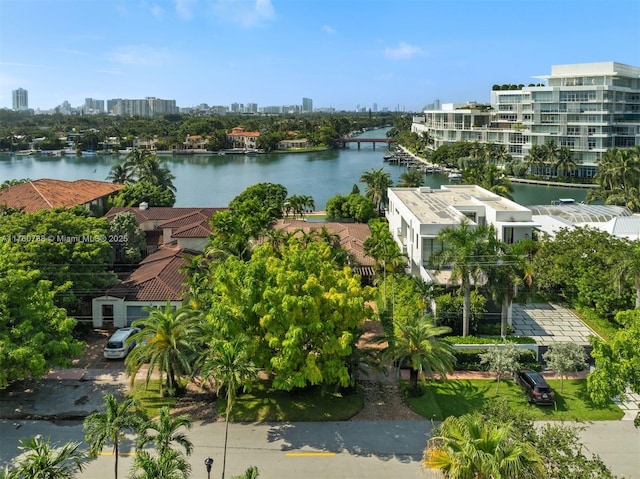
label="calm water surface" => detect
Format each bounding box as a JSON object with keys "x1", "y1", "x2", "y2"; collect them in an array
[{"x1": 0, "y1": 129, "x2": 587, "y2": 208}]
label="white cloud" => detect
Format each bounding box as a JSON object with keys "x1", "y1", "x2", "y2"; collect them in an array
[
  {"x1": 322, "y1": 25, "x2": 337, "y2": 35},
  {"x1": 175, "y1": 0, "x2": 196, "y2": 19},
  {"x1": 212, "y1": 0, "x2": 275, "y2": 27},
  {"x1": 107, "y1": 45, "x2": 171, "y2": 66},
  {"x1": 150, "y1": 3, "x2": 165, "y2": 19},
  {"x1": 384, "y1": 42, "x2": 426, "y2": 60}
]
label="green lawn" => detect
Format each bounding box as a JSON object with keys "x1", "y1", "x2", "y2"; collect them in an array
[
  {"x1": 217, "y1": 382, "x2": 364, "y2": 422},
  {"x1": 406, "y1": 378, "x2": 624, "y2": 422},
  {"x1": 129, "y1": 379, "x2": 179, "y2": 419}
]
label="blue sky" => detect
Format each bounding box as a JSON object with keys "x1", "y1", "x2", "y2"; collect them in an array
[{"x1": 1, "y1": 0, "x2": 639, "y2": 112}]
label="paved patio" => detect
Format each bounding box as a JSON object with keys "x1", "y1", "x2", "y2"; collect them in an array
[{"x1": 511, "y1": 303, "x2": 597, "y2": 345}]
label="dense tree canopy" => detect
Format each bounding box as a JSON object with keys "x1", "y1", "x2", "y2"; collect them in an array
[
  {"x1": 0, "y1": 207, "x2": 116, "y2": 316},
  {"x1": 204, "y1": 240, "x2": 374, "y2": 391},
  {"x1": 0, "y1": 244, "x2": 84, "y2": 387}
]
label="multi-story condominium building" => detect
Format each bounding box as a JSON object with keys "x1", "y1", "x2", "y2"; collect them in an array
[
  {"x1": 302, "y1": 97, "x2": 313, "y2": 113},
  {"x1": 412, "y1": 61, "x2": 640, "y2": 178},
  {"x1": 386, "y1": 185, "x2": 538, "y2": 284},
  {"x1": 12, "y1": 88, "x2": 28, "y2": 111},
  {"x1": 84, "y1": 98, "x2": 105, "y2": 114},
  {"x1": 108, "y1": 97, "x2": 178, "y2": 117}
]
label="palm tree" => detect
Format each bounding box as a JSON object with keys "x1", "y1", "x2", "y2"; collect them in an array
[
  {"x1": 554, "y1": 146, "x2": 577, "y2": 178},
  {"x1": 423, "y1": 413, "x2": 544, "y2": 479},
  {"x1": 129, "y1": 449, "x2": 190, "y2": 479},
  {"x1": 83, "y1": 394, "x2": 142, "y2": 479},
  {"x1": 382, "y1": 316, "x2": 455, "y2": 392},
  {"x1": 523, "y1": 144, "x2": 546, "y2": 178},
  {"x1": 200, "y1": 337, "x2": 258, "y2": 479},
  {"x1": 126, "y1": 304, "x2": 203, "y2": 397},
  {"x1": 542, "y1": 139, "x2": 561, "y2": 176},
  {"x1": 106, "y1": 163, "x2": 131, "y2": 184},
  {"x1": 398, "y1": 169, "x2": 425, "y2": 187},
  {"x1": 137, "y1": 407, "x2": 193, "y2": 458},
  {"x1": 611, "y1": 240, "x2": 640, "y2": 308},
  {"x1": 431, "y1": 219, "x2": 495, "y2": 337},
  {"x1": 360, "y1": 167, "x2": 393, "y2": 215},
  {"x1": 6, "y1": 437, "x2": 87, "y2": 479}
]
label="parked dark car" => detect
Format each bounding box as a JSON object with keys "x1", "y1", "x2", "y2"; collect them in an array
[{"x1": 514, "y1": 369, "x2": 555, "y2": 405}]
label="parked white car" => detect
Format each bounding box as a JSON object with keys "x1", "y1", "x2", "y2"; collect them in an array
[{"x1": 103, "y1": 327, "x2": 140, "y2": 359}]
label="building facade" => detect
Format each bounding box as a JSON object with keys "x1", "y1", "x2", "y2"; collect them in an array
[
  {"x1": 302, "y1": 97, "x2": 313, "y2": 113},
  {"x1": 412, "y1": 62, "x2": 640, "y2": 177},
  {"x1": 12, "y1": 88, "x2": 28, "y2": 111},
  {"x1": 386, "y1": 185, "x2": 538, "y2": 284},
  {"x1": 107, "y1": 97, "x2": 178, "y2": 117}
]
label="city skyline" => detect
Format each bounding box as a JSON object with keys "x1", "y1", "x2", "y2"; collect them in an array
[{"x1": 1, "y1": 0, "x2": 639, "y2": 112}]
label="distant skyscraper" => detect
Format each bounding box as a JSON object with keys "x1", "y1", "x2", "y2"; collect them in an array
[
  {"x1": 302, "y1": 97, "x2": 313, "y2": 113},
  {"x1": 12, "y1": 88, "x2": 28, "y2": 111},
  {"x1": 84, "y1": 98, "x2": 105, "y2": 114},
  {"x1": 373, "y1": 103, "x2": 378, "y2": 112}
]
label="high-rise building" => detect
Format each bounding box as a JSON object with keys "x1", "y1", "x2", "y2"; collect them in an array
[
  {"x1": 12, "y1": 88, "x2": 28, "y2": 111},
  {"x1": 84, "y1": 98, "x2": 105, "y2": 114},
  {"x1": 302, "y1": 97, "x2": 313, "y2": 113},
  {"x1": 412, "y1": 61, "x2": 640, "y2": 178},
  {"x1": 107, "y1": 97, "x2": 178, "y2": 117}
]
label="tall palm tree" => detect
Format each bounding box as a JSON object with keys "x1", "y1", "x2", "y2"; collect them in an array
[
  {"x1": 126, "y1": 304, "x2": 203, "y2": 397},
  {"x1": 431, "y1": 219, "x2": 495, "y2": 337},
  {"x1": 398, "y1": 169, "x2": 425, "y2": 187},
  {"x1": 200, "y1": 337, "x2": 258, "y2": 479},
  {"x1": 83, "y1": 394, "x2": 142, "y2": 479},
  {"x1": 129, "y1": 449, "x2": 190, "y2": 479},
  {"x1": 611, "y1": 240, "x2": 640, "y2": 309},
  {"x1": 360, "y1": 167, "x2": 393, "y2": 215},
  {"x1": 382, "y1": 316, "x2": 455, "y2": 391},
  {"x1": 137, "y1": 407, "x2": 193, "y2": 458},
  {"x1": 523, "y1": 144, "x2": 546, "y2": 178},
  {"x1": 423, "y1": 413, "x2": 544, "y2": 479},
  {"x1": 554, "y1": 146, "x2": 577, "y2": 178},
  {"x1": 106, "y1": 163, "x2": 131, "y2": 184},
  {"x1": 6, "y1": 437, "x2": 87, "y2": 479},
  {"x1": 542, "y1": 139, "x2": 561, "y2": 176}
]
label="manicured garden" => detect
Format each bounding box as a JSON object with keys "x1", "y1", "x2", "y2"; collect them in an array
[{"x1": 405, "y1": 378, "x2": 624, "y2": 422}]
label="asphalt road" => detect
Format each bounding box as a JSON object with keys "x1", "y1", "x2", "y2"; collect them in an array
[{"x1": 1, "y1": 419, "x2": 639, "y2": 479}]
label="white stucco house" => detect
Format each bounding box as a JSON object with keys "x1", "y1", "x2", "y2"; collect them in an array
[{"x1": 386, "y1": 184, "x2": 539, "y2": 284}]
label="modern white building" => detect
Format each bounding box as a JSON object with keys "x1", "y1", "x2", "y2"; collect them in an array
[
  {"x1": 386, "y1": 185, "x2": 538, "y2": 284},
  {"x1": 412, "y1": 62, "x2": 640, "y2": 178},
  {"x1": 12, "y1": 88, "x2": 28, "y2": 111}
]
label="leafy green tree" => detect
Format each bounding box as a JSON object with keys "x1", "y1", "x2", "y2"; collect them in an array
[
  {"x1": 533, "y1": 227, "x2": 632, "y2": 315},
  {"x1": 0, "y1": 207, "x2": 116, "y2": 315},
  {"x1": 325, "y1": 193, "x2": 376, "y2": 223},
  {"x1": 126, "y1": 304, "x2": 204, "y2": 397},
  {"x1": 360, "y1": 168, "x2": 393, "y2": 215},
  {"x1": 83, "y1": 394, "x2": 143, "y2": 479},
  {"x1": 137, "y1": 407, "x2": 193, "y2": 458},
  {"x1": 4, "y1": 437, "x2": 87, "y2": 479},
  {"x1": 479, "y1": 343, "x2": 521, "y2": 393},
  {"x1": 382, "y1": 316, "x2": 455, "y2": 392},
  {"x1": 200, "y1": 337, "x2": 258, "y2": 479},
  {"x1": 423, "y1": 412, "x2": 544, "y2": 479},
  {"x1": 113, "y1": 181, "x2": 176, "y2": 207},
  {"x1": 588, "y1": 309, "x2": 640, "y2": 426},
  {"x1": 543, "y1": 342, "x2": 587, "y2": 392},
  {"x1": 0, "y1": 244, "x2": 84, "y2": 387},
  {"x1": 431, "y1": 219, "x2": 496, "y2": 337},
  {"x1": 129, "y1": 449, "x2": 190, "y2": 479},
  {"x1": 108, "y1": 212, "x2": 146, "y2": 264},
  {"x1": 228, "y1": 182, "x2": 287, "y2": 234},
  {"x1": 433, "y1": 291, "x2": 486, "y2": 336}
]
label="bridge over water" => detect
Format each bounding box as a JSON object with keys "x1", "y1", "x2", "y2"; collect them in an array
[{"x1": 336, "y1": 137, "x2": 397, "y2": 149}]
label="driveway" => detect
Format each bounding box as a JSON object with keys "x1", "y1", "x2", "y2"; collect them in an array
[{"x1": 511, "y1": 303, "x2": 596, "y2": 345}]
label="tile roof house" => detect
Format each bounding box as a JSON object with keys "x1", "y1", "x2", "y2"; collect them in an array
[
  {"x1": 105, "y1": 206, "x2": 225, "y2": 254},
  {"x1": 269, "y1": 219, "x2": 376, "y2": 284},
  {"x1": 0, "y1": 178, "x2": 123, "y2": 213},
  {"x1": 92, "y1": 245, "x2": 195, "y2": 328},
  {"x1": 93, "y1": 206, "x2": 224, "y2": 328},
  {"x1": 227, "y1": 126, "x2": 260, "y2": 150}
]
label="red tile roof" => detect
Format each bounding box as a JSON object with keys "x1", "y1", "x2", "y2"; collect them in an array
[
  {"x1": 106, "y1": 245, "x2": 195, "y2": 301},
  {"x1": 0, "y1": 179, "x2": 123, "y2": 213},
  {"x1": 270, "y1": 219, "x2": 374, "y2": 267}
]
